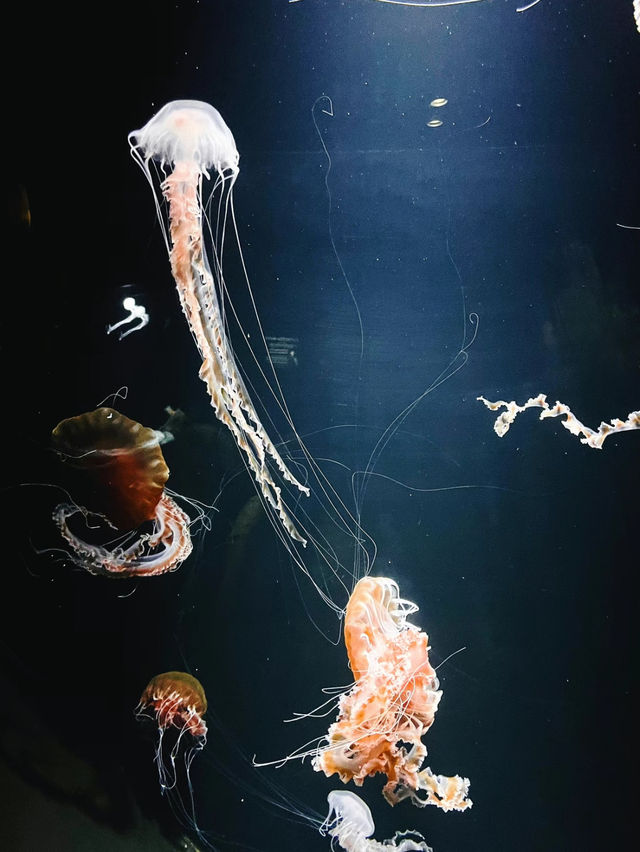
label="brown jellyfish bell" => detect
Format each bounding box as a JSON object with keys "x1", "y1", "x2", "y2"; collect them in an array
[
  {"x1": 52, "y1": 407, "x2": 169, "y2": 529},
  {"x1": 137, "y1": 671, "x2": 208, "y2": 742}
]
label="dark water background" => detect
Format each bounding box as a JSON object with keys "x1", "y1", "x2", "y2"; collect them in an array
[{"x1": 2, "y1": 1, "x2": 638, "y2": 850}]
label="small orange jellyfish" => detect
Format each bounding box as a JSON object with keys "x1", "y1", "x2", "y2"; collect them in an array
[
  {"x1": 138, "y1": 671, "x2": 207, "y2": 747},
  {"x1": 129, "y1": 100, "x2": 309, "y2": 545},
  {"x1": 137, "y1": 672, "x2": 208, "y2": 839},
  {"x1": 313, "y1": 577, "x2": 471, "y2": 811},
  {"x1": 51, "y1": 407, "x2": 192, "y2": 577}
]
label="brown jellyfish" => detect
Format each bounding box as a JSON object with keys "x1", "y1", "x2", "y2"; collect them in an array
[
  {"x1": 138, "y1": 671, "x2": 208, "y2": 742},
  {"x1": 51, "y1": 408, "x2": 192, "y2": 577}
]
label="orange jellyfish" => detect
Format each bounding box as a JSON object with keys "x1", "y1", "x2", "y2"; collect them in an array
[
  {"x1": 51, "y1": 407, "x2": 192, "y2": 577},
  {"x1": 128, "y1": 100, "x2": 309, "y2": 545},
  {"x1": 313, "y1": 577, "x2": 471, "y2": 811},
  {"x1": 137, "y1": 672, "x2": 208, "y2": 839}
]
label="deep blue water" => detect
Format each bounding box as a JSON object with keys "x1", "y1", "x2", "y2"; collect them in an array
[{"x1": 3, "y1": 2, "x2": 638, "y2": 850}]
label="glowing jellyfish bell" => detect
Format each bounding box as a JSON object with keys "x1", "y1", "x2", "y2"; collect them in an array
[
  {"x1": 131, "y1": 99, "x2": 239, "y2": 177},
  {"x1": 129, "y1": 101, "x2": 309, "y2": 546}
]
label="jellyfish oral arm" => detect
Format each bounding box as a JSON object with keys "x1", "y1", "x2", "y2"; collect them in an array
[
  {"x1": 160, "y1": 160, "x2": 309, "y2": 544},
  {"x1": 478, "y1": 394, "x2": 640, "y2": 449},
  {"x1": 54, "y1": 492, "x2": 192, "y2": 577}
]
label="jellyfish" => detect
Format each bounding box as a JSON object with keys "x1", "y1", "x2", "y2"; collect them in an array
[
  {"x1": 128, "y1": 100, "x2": 309, "y2": 546},
  {"x1": 313, "y1": 577, "x2": 471, "y2": 811},
  {"x1": 51, "y1": 407, "x2": 192, "y2": 577},
  {"x1": 106, "y1": 295, "x2": 149, "y2": 339},
  {"x1": 321, "y1": 790, "x2": 432, "y2": 852},
  {"x1": 137, "y1": 671, "x2": 207, "y2": 783},
  {"x1": 478, "y1": 394, "x2": 640, "y2": 449},
  {"x1": 137, "y1": 672, "x2": 208, "y2": 842}
]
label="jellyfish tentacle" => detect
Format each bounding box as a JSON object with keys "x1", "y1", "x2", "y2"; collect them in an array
[{"x1": 54, "y1": 492, "x2": 193, "y2": 577}]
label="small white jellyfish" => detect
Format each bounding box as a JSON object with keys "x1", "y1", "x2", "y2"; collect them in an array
[
  {"x1": 426, "y1": 119, "x2": 443, "y2": 128},
  {"x1": 320, "y1": 790, "x2": 432, "y2": 852},
  {"x1": 107, "y1": 296, "x2": 150, "y2": 339},
  {"x1": 429, "y1": 98, "x2": 448, "y2": 108}
]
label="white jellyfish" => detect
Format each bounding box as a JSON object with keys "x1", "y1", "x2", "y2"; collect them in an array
[
  {"x1": 107, "y1": 295, "x2": 149, "y2": 339},
  {"x1": 320, "y1": 790, "x2": 433, "y2": 852}
]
